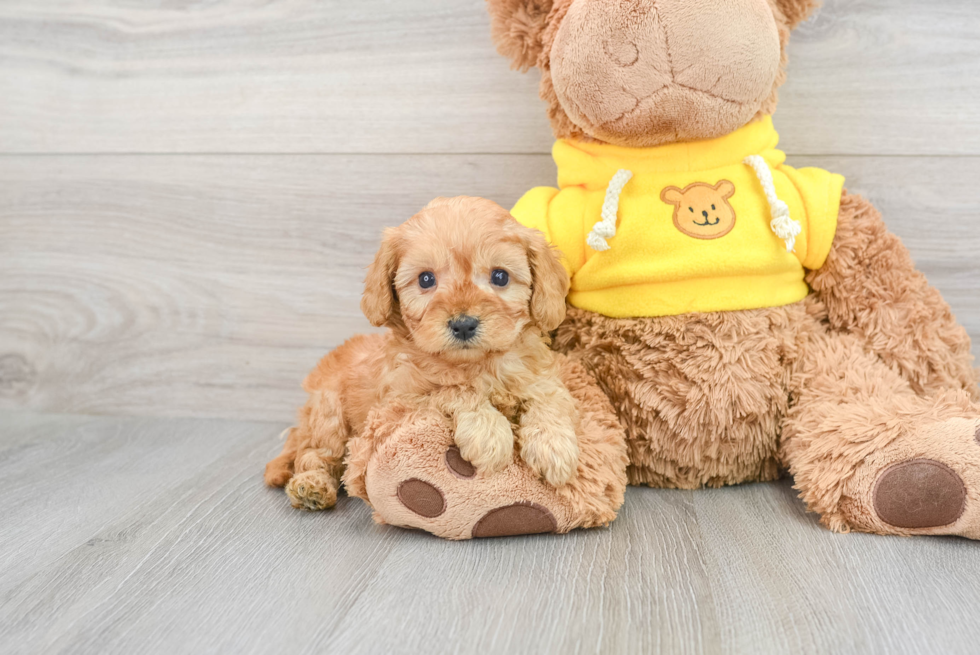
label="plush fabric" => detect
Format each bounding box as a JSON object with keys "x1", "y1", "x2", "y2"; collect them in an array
[
  {"x1": 344, "y1": 355, "x2": 629, "y2": 540},
  {"x1": 550, "y1": 193, "x2": 980, "y2": 540},
  {"x1": 486, "y1": 0, "x2": 817, "y2": 147},
  {"x1": 478, "y1": 0, "x2": 980, "y2": 539},
  {"x1": 547, "y1": 0, "x2": 781, "y2": 146},
  {"x1": 510, "y1": 117, "x2": 843, "y2": 317}
]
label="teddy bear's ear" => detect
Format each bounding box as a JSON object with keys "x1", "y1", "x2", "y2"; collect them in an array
[
  {"x1": 660, "y1": 187, "x2": 684, "y2": 206},
  {"x1": 715, "y1": 180, "x2": 736, "y2": 199},
  {"x1": 769, "y1": 0, "x2": 822, "y2": 31},
  {"x1": 485, "y1": 0, "x2": 554, "y2": 72}
]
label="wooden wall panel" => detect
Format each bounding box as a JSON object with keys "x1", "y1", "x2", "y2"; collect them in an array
[
  {"x1": 0, "y1": 0, "x2": 978, "y2": 155},
  {"x1": 2, "y1": 154, "x2": 977, "y2": 421}
]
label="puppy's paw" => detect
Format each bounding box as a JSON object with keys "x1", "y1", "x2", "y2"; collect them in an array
[
  {"x1": 454, "y1": 408, "x2": 515, "y2": 476},
  {"x1": 285, "y1": 470, "x2": 339, "y2": 511},
  {"x1": 519, "y1": 421, "x2": 580, "y2": 487}
]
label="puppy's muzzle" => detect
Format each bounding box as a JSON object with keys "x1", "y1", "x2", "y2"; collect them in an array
[{"x1": 448, "y1": 315, "x2": 480, "y2": 342}]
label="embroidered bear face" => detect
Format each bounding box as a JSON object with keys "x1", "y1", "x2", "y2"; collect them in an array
[{"x1": 661, "y1": 181, "x2": 737, "y2": 240}]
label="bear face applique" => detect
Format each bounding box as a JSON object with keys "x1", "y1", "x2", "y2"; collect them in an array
[{"x1": 661, "y1": 181, "x2": 737, "y2": 240}]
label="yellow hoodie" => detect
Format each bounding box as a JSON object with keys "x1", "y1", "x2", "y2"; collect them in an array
[{"x1": 511, "y1": 117, "x2": 845, "y2": 318}]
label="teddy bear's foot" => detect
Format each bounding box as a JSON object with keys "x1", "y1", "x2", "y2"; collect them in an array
[
  {"x1": 347, "y1": 356, "x2": 629, "y2": 540},
  {"x1": 837, "y1": 418, "x2": 980, "y2": 539},
  {"x1": 285, "y1": 469, "x2": 339, "y2": 511},
  {"x1": 365, "y1": 425, "x2": 570, "y2": 539}
]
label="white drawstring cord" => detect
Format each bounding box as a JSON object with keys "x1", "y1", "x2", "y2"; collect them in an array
[
  {"x1": 744, "y1": 155, "x2": 802, "y2": 253},
  {"x1": 587, "y1": 169, "x2": 633, "y2": 251}
]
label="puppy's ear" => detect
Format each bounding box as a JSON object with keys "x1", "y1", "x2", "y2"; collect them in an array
[
  {"x1": 522, "y1": 226, "x2": 569, "y2": 332},
  {"x1": 486, "y1": 0, "x2": 554, "y2": 72},
  {"x1": 769, "y1": 0, "x2": 821, "y2": 31},
  {"x1": 361, "y1": 228, "x2": 401, "y2": 328}
]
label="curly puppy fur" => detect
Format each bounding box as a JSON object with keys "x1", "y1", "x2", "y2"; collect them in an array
[{"x1": 265, "y1": 196, "x2": 584, "y2": 510}]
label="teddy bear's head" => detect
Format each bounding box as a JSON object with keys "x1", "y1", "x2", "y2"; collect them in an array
[{"x1": 486, "y1": 0, "x2": 820, "y2": 147}]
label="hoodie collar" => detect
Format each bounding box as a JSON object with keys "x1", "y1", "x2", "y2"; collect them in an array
[{"x1": 554, "y1": 116, "x2": 784, "y2": 190}]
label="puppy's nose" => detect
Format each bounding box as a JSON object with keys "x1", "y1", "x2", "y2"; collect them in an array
[
  {"x1": 448, "y1": 315, "x2": 480, "y2": 342},
  {"x1": 702, "y1": 210, "x2": 709, "y2": 218}
]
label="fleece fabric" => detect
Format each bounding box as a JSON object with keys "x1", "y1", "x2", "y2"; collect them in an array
[{"x1": 511, "y1": 116, "x2": 845, "y2": 318}]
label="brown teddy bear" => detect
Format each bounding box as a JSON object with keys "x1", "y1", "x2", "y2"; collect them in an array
[{"x1": 479, "y1": 0, "x2": 980, "y2": 538}]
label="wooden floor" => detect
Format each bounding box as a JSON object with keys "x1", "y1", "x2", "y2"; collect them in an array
[
  {"x1": 3, "y1": 411, "x2": 980, "y2": 655},
  {"x1": 2, "y1": 1, "x2": 980, "y2": 653}
]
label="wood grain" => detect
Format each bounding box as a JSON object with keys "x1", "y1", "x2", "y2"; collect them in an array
[
  {"x1": 2, "y1": 153, "x2": 978, "y2": 422},
  {"x1": 2, "y1": 2, "x2": 979, "y2": 653},
  {"x1": 3, "y1": 411, "x2": 980, "y2": 655},
  {"x1": 1, "y1": 0, "x2": 978, "y2": 155},
  {"x1": 694, "y1": 482, "x2": 980, "y2": 655}
]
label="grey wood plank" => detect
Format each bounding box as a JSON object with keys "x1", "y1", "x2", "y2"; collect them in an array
[
  {"x1": 694, "y1": 481, "x2": 980, "y2": 655},
  {"x1": 4, "y1": 411, "x2": 980, "y2": 655},
  {"x1": 0, "y1": 0, "x2": 978, "y2": 155},
  {"x1": 0, "y1": 412, "x2": 403, "y2": 655},
  {"x1": 327, "y1": 488, "x2": 719, "y2": 655},
  {"x1": 2, "y1": 153, "x2": 978, "y2": 422},
  {"x1": 0, "y1": 413, "x2": 273, "y2": 591}
]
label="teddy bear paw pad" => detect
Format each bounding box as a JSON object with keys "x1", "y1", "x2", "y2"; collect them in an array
[
  {"x1": 472, "y1": 502, "x2": 558, "y2": 538},
  {"x1": 445, "y1": 446, "x2": 476, "y2": 479},
  {"x1": 873, "y1": 459, "x2": 967, "y2": 529},
  {"x1": 396, "y1": 478, "x2": 446, "y2": 518}
]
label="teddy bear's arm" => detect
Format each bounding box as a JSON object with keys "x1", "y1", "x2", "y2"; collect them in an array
[{"x1": 805, "y1": 190, "x2": 979, "y2": 398}]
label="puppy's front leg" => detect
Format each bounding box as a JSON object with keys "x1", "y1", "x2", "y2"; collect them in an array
[
  {"x1": 451, "y1": 396, "x2": 515, "y2": 476},
  {"x1": 518, "y1": 379, "x2": 580, "y2": 487}
]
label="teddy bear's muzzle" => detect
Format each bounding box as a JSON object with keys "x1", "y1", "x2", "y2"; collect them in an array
[{"x1": 548, "y1": 0, "x2": 782, "y2": 146}]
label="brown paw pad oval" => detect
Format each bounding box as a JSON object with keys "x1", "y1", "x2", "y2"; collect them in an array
[
  {"x1": 975, "y1": 424, "x2": 980, "y2": 446},
  {"x1": 472, "y1": 502, "x2": 557, "y2": 538},
  {"x1": 397, "y1": 478, "x2": 446, "y2": 518},
  {"x1": 873, "y1": 459, "x2": 967, "y2": 529},
  {"x1": 445, "y1": 447, "x2": 476, "y2": 479}
]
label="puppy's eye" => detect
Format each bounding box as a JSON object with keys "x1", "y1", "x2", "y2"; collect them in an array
[
  {"x1": 689, "y1": 207, "x2": 694, "y2": 213},
  {"x1": 490, "y1": 269, "x2": 509, "y2": 287},
  {"x1": 418, "y1": 272, "x2": 436, "y2": 289},
  {"x1": 711, "y1": 204, "x2": 716, "y2": 210}
]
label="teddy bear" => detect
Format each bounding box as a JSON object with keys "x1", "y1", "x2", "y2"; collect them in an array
[{"x1": 476, "y1": 0, "x2": 980, "y2": 538}]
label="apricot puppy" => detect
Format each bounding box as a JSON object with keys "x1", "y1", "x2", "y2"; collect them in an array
[{"x1": 265, "y1": 196, "x2": 579, "y2": 510}]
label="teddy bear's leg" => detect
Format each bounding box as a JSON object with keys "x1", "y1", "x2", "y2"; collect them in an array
[
  {"x1": 264, "y1": 390, "x2": 348, "y2": 511},
  {"x1": 782, "y1": 323, "x2": 980, "y2": 539},
  {"x1": 806, "y1": 191, "x2": 978, "y2": 398},
  {"x1": 345, "y1": 357, "x2": 629, "y2": 539}
]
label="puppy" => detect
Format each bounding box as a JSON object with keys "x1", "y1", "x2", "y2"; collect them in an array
[{"x1": 265, "y1": 196, "x2": 581, "y2": 510}]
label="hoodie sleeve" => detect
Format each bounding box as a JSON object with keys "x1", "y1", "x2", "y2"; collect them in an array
[
  {"x1": 511, "y1": 186, "x2": 586, "y2": 278},
  {"x1": 779, "y1": 165, "x2": 845, "y2": 271}
]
